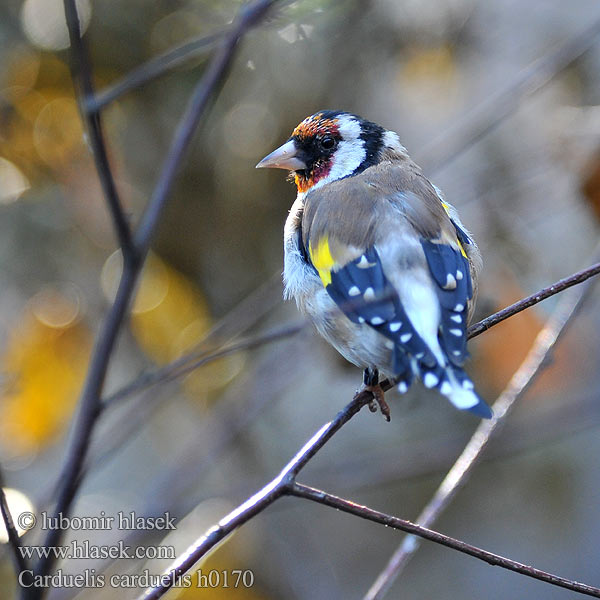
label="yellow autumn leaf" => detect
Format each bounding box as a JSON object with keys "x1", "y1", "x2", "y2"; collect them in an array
[
  {"x1": 401, "y1": 45, "x2": 457, "y2": 84},
  {"x1": 101, "y1": 252, "x2": 244, "y2": 403},
  {"x1": 0, "y1": 287, "x2": 91, "y2": 458}
]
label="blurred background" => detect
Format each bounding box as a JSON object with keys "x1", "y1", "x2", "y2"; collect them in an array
[{"x1": 1, "y1": 0, "x2": 600, "y2": 598}]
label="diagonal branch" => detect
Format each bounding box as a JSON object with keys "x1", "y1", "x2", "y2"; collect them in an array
[
  {"x1": 364, "y1": 244, "x2": 600, "y2": 600},
  {"x1": 63, "y1": 0, "x2": 134, "y2": 258},
  {"x1": 88, "y1": 31, "x2": 225, "y2": 113},
  {"x1": 140, "y1": 372, "x2": 600, "y2": 599},
  {"x1": 291, "y1": 483, "x2": 600, "y2": 599},
  {"x1": 467, "y1": 259, "x2": 600, "y2": 338},
  {"x1": 134, "y1": 0, "x2": 281, "y2": 257},
  {"x1": 36, "y1": 0, "x2": 281, "y2": 589},
  {"x1": 139, "y1": 243, "x2": 600, "y2": 600},
  {"x1": 140, "y1": 391, "x2": 374, "y2": 599},
  {"x1": 101, "y1": 257, "x2": 600, "y2": 410},
  {"x1": 89, "y1": 0, "x2": 296, "y2": 112},
  {"x1": 420, "y1": 15, "x2": 600, "y2": 174}
]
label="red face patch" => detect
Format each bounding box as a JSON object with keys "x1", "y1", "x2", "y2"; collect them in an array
[
  {"x1": 292, "y1": 113, "x2": 341, "y2": 193},
  {"x1": 292, "y1": 113, "x2": 340, "y2": 141}
]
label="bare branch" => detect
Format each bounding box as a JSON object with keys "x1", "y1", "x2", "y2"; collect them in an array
[
  {"x1": 63, "y1": 0, "x2": 134, "y2": 258},
  {"x1": 89, "y1": 0, "x2": 297, "y2": 111},
  {"x1": 100, "y1": 257, "x2": 600, "y2": 410},
  {"x1": 133, "y1": 0, "x2": 281, "y2": 258},
  {"x1": 365, "y1": 245, "x2": 600, "y2": 600},
  {"x1": 0, "y1": 467, "x2": 29, "y2": 578},
  {"x1": 88, "y1": 31, "x2": 225, "y2": 112},
  {"x1": 141, "y1": 370, "x2": 600, "y2": 599},
  {"x1": 36, "y1": 0, "x2": 281, "y2": 586},
  {"x1": 140, "y1": 390, "x2": 374, "y2": 599},
  {"x1": 36, "y1": 260, "x2": 139, "y2": 584},
  {"x1": 102, "y1": 319, "x2": 305, "y2": 408},
  {"x1": 291, "y1": 483, "x2": 600, "y2": 599},
  {"x1": 420, "y1": 15, "x2": 600, "y2": 174},
  {"x1": 102, "y1": 272, "x2": 285, "y2": 409},
  {"x1": 467, "y1": 259, "x2": 600, "y2": 338}
]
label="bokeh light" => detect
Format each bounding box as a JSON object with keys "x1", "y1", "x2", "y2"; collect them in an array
[
  {"x1": 0, "y1": 291, "x2": 91, "y2": 460},
  {"x1": 20, "y1": 0, "x2": 92, "y2": 51},
  {"x1": 0, "y1": 488, "x2": 35, "y2": 542},
  {"x1": 0, "y1": 157, "x2": 30, "y2": 204}
]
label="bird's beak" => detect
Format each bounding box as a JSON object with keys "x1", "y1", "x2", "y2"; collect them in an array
[{"x1": 255, "y1": 140, "x2": 306, "y2": 171}]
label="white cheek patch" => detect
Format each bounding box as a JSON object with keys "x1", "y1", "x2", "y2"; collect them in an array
[
  {"x1": 328, "y1": 138, "x2": 366, "y2": 181},
  {"x1": 305, "y1": 115, "x2": 366, "y2": 193}
]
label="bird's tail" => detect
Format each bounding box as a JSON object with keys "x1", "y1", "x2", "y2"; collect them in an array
[
  {"x1": 393, "y1": 346, "x2": 492, "y2": 418},
  {"x1": 438, "y1": 366, "x2": 492, "y2": 418}
]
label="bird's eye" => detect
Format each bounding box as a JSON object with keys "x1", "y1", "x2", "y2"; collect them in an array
[{"x1": 320, "y1": 136, "x2": 335, "y2": 150}]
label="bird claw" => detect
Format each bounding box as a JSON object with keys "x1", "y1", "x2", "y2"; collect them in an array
[
  {"x1": 361, "y1": 368, "x2": 391, "y2": 421},
  {"x1": 369, "y1": 384, "x2": 391, "y2": 421}
]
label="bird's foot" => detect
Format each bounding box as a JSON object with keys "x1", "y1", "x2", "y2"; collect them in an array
[{"x1": 360, "y1": 368, "x2": 391, "y2": 422}]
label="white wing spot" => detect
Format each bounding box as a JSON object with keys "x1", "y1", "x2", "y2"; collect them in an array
[
  {"x1": 370, "y1": 316, "x2": 384, "y2": 325},
  {"x1": 456, "y1": 270, "x2": 464, "y2": 280},
  {"x1": 356, "y1": 255, "x2": 376, "y2": 269},
  {"x1": 397, "y1": 381, "x2": 408, "y2": 393},
  {"x1": 385, "y1": 340, "x2": 394, "y2": 349},
  {"x1": 358, "y1": 316, "x2": 365, "y2": 323},
  {"x1": 452, "y1": 350, "x2": 461, "y2": 356},
  {"x1": 389, "y1": 322, "x2": 401, "y2": 332},
  {"x1": 462, "y1": 379, "x2": 474, "y2": 390},
  {"x1": 449, "y1": 328, "x2": 462, "y2": 337},
  {"x1": 400, "y1": 333, "x2": 412, "y2": 343},
  {"x1": 348, "y1": 285, "x2": 361, "y2": 296},
  {"x1": 363, "y1": 287, "x2": 375, "y2": 301},
  {"x1": 424, "y1": 372, "x2": 438, "y2": 388},
  {"x1": 454, "y1": 303, "x2": 464, "y2": 312},
  {"x1": 450, "y1": 314, "x2": 462, "y2": 323},
  {"x1": 443, "y1": 273, "x2": 457, "y2": 290},
  {"x1": 440, "y1": 381, "x2": 452, "y2": 395}
]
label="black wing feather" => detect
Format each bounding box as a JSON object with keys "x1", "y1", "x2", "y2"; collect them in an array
[
  {"x1": 421, "y1": 240, "x2": 473, "y2": 367},
  {"x1": 325, "y1": 247, "x2": 437, "y2": 380}
]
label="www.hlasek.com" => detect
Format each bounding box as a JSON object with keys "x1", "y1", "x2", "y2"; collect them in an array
[
  {"x1": 19, "y1": 539, "x2": 175, "y2": 561},
  {"x1": 18, "y1": 569, "x2": 256, "y2": 589}
]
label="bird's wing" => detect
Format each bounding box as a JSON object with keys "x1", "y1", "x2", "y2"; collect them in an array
[
  {"x1": 303, "y1": 161, "x2": 475, "y2": 363},
  {"x1": 301, "y1": 161, "x2": 490, "y2": 417},
  {"x1": 302, "y1": 167, "x2": 437, "y2": 381}
]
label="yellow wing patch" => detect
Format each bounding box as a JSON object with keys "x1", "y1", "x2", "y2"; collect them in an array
[
  {"x1": 440, "y1": 201, "x2": 468, "y2": 258},
  {"x1": 309, "y1": 236, "x2": 336, "y2": 287}
]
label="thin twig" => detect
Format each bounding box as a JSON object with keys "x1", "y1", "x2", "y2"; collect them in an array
[
  {"x1": 63, "y1": 0, "x2": 134, "y2": 258},
  {"x1": 140, "y1": 390, "x2": 373, "y2": 599},
  {"x1": 0, "y1": 468, "x2": 29, "y2": 577},
  {"x1": 133, "y1": 0, "x2": 281, "y2": 257},
  {"x1": 420, "y1": 15, "x2": 600, "y2": 174},
  {"x1": 467, "y1": 260, "x2": 600, "y2": 338},
  {"x1": 36, "y1": 0, "x2": 280, "y2": 588},
  {"x1": 364, "y1": 244, "x2": 600, "y2": 600},
  {"x1": 141, "y1": 371, "x2": 600, "y2": 599},
  {"x1": 101, "y1": 271, "x2": 285, "y2": 409},
  {"x1": 88, "y1": 32, "x2": 225, "y2": 112},
  {"x1": 102, "y1": 320, "x2": 305, "y2": 408},
  {"x1": 291, "y1": 483, "x2": 600, "y2": 599},
  {"x1": 102, "y1": 257, "x2": 600, "y2": 409},
  {"x1": 89, "y1": 0, "x2": 296, "y2": 111},
  {"x1": 36, "y1": 260, "x2": 140, "y2": 586}
]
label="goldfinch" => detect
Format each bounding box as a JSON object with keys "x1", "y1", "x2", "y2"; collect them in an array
[{"x1": 257, "y1": 111, "x2": 491, "y2": 419}]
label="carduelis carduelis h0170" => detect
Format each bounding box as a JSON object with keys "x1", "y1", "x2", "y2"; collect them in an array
[{"x1": 256, "y1": 111, "x2": 492, "y2": 421}]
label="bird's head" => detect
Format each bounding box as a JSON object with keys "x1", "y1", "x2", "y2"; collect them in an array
[{"x1": 256, "y1": 111, "x2": 407, "y2": 194}]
